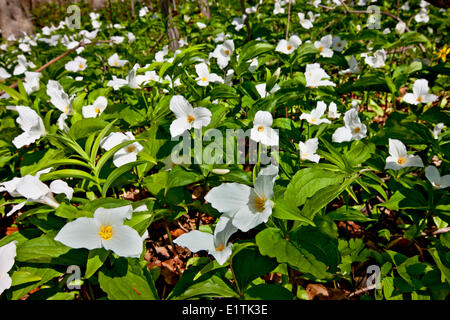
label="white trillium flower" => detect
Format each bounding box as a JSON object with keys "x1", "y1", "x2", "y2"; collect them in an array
[
  {"x1": 107, "y1": 53, "x2": 128, "y2": 67},
  {"x1": 211, "y1": 40, "x2": 234, "y2": 69},
  {"x1": 139, "y1": 6, "x2": 149, "y2": 17},
  {"x1": 0, "y1": 241, "x2": 17, "y2": 295},
  {"x1": 65, "y1": 56, "x2": 87, "y2": 72},
  {"x1": 299, "y1": 138, "x2": 320, "y2": 163},
  {"x1": 395, "y1": 21, "x2": 407, "y2": 34},
  {"x1": 23, "y1": 71, "x2": 42, "y2": 94},
  {"x1": 100, "y1": 131, "x2": 143, "y2": 167},
  {"x1": 432, "y1": 123, "x2": 444, "y2": 139},
  {"x1": 363, "y1": 49, "x2": 386, "y2": 68},
  {"x1": 47, "y1": 80, "x2": 73, "y2": 114},
  {"x1": 300, "y1": 101, "x2": 331, "y2": 125},
  {"x1": 250, "y1": 111, "x2": 279, "y2": 146},
  {"x1": 314, "y1": 35, "x2": 334, "y2": 57},
  {"x1": 384, "y1": 138, "x2": 424, "y2": 170},
  {"x1": 275, "y1": 35, "x2": 302, "y2": 55},
  {"x1": 6, "y1": 106, "x2": 46, "y2": 149},
  {"x1": 205, "y1": 165, "x2": 278, "y2": 232},
  {"x1": 55, "y1": 206, "x2": 143, "y2": 258},
  {"x1": 110, "y1": 36, "x2": 125, "y2": 44},
  {"x1": 169, "y1": 95, "x2": 212, "y2": 137},
  {"x1": 127, "y1": 32, "x2": 136, "y2": 43},
  {"x1": 327, "y1": 102, "x2": 341, "y2": 119},
  {"x1": 332, "y1": 108, "x2": 367, "y2": 143},
  {"x1": 298, "y1": 13, "x2": 313, "y2": 29},
  {"x1": 340, "y1": 56, "x2": 360, "y2": 74},
  {"x1": 214, "y1": 32, "x2": 230, "y2": 43},
  {"x1": 425, "y1": 166, "x2": 450, "y2": 189},
  {"x1": 305, "y1": 63, "x2": 336, "y2": 88},
  {"x1": 13, "y1": 55, "x2": 35, "y2": 76},
  {"x1": 0, "y1": 67, "x2": 11, "y2": 80},
  {"x1": 195, "y1": 63, "x2": 224, "y2": 86},
  {"x1": 415, "y1": 9, "x2": 429, "y2": 23},
  {"x1": 173, "y1": 216, "x2": 237, "y2": 265},
  {"x1": 273, "y1": 2, "x2": 285, "y2": 14},
  {"x1": 0, "y1": 168, "x2": 73, "y2": 216},
  {"x1": 82, "y1": 96, "x2": 108, "y2": 118},
  {"x1": 331, "y1": 35, "x2": 346, "y2": 52},
  {"x1": 248, "y1": 57, "x2": 258, "y2": 72},
  {"x1": 107, "y1": 75, "x2": 128, "y2": 90},
  {"x1": 197, "y1": 22, "x2": 207, "y2": 29},
  {"x1": 255, "y1": 83, "x2": 280, "y2": 98},
  {"x1": 403, "y1": 79, "x2": 437, "y2": 105}
]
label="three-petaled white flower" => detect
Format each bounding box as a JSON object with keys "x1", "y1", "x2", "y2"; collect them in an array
[
  {"x1": 298, "y1": 12, "x2": 313, "y2": 29},
  {"x1": 425, "y1": 166, "x2": 450, "y2": 189},
  {"x1": 55, "y1": 206, "x2": 144, "y2": 258},
  {"x1": 82, "y1": 96, "x2": 108, "y2": 118},
  {"x1": 23, "y1": 71, "x2": 42, "y2": 94},
  {"x1": 7, "y1": 106, "x2": 46, "y2": 149},
  {"x1": 415, "y1": 8, "x2": 429, "y2": 23},
  {"x1": 100, "y1": 131, "x2": 144, "y2": 167},
  {"x1": 314, "y1": 35, "x2": 334, "y2": 57},
  {"x1": 169, "y1": 95, "x2": 212, "y2": 137},
  {"x1": 205, "y1": 165, "x2": 278, "y2": 232},
  {"x1": 211, "y1": 40, "x2": 234, "y2": 69},
  {"x1": 250, "y1": 111, "x2": 279, "y2": 146},
  {"x1": 305, "y1": 63, "x2": 336, "y2": 88},
  {"x1": 107, "y1": 53, "x2": 128, "y2": 67},
  {"x1": 402, "y1": 79, "x2": 437, "y2": 105},
  {"x1": 327, "y1": 102, "x2": 341, "y2": 119},
  {"x1": 275, "y1": 35, "x2": 302, "y2": 55},
  {"x1": 0, "y1": 241, "x2": 17, "y2": 295},
  {"x1": 65, "y1": 56, "x2": 87, "y2": 72},
  {"x1": 0, "y1": 168, "x2": 73, "y2": 216},
  {"x1": 332, "y1": 35, "x2": 347, "y2": 52},
  {"x1": 300, "y1": 101, "x2": 331, "y2": 125},
  {"x1": 340, "y1": 56, "x2": 360, "y2": 74},
  {"x1": 173, "y1": 216, "x2": 237, "y2": 265},
  {"x1": 195, "y1": 62, "x2": 223, "y2": 87},
  {"x1": 363, "y1": 49, "x2": 386, "y2": 68},
  {"x1": 332, "y1": 108, "x2": 367, "y2": 143},
  {"x1": 255, "y1": 83, "x2": 280, "y2": 98},
  {"x1": 299, "y1": 138, "x2": 320, "y2": 163},
  {"x1": 384, "y1": 138, "x2": 424, "y2": 170}
]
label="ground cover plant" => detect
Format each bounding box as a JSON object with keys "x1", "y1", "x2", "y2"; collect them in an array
[{"x1": 0, "y1": 0, "x2": 449, "y2": 301}]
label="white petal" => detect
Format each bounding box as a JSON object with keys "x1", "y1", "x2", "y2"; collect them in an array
[
  {"x1": 332, "y1": 127, "x2": 352, "y2": 143},
  {"x1": 0, "y1": 274, "x2": 12, "y2": 295},
  {"x1": 192, "y1": 107, "x2": 212, "y2": 128},
  {"x1": 113, "y1": 151, "x2": 137, "y2": 167},
  {"x1": 389, "y1": 138, "x2": 407, "y2": 158},
  {"x1": 173, "y1": 230, "x2": 214, "y2": 253},
  {"x1": 0, "y1": 241, "x2": 17, "y2": 275},
  {"x1": 403, "y1": 93, "x2": 418, "y2": 105},
  {"x1": 170, "y1": 95, "x2": 193, "y2": 118},
  {"x1": 259, "y1": 127, "x2": 279, "y2": 146},
  {"x1": 55, "y1": 218, "x2": 102, "y2": 250},
  {"x1": 205, "y1": 183, "x2": 252, "y2": 215},
  {"x1": 405, "y1": 155, "x2": 423, "y2": 168},
  {"x1": 253, "y1": 111, "x2": 273, "y2": 127},
  {"x1": 425, "y1": 166, "x2": 440, "y2": 185},
  {"x1": 16, "y1": 175, "x2": 50, "y2": 200},
  {"x1": 94, "y1": 206, "x2": 133, "y2": 225},
  {"x1": 170, "y1": 117, "x2": 190, "y2": 137},
  {"x1": 49, "y1": 180, "x2": 73, "y2": 200}
]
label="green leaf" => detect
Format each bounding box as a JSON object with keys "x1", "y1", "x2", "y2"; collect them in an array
[
  {"x1": 15, "y1": 233, "x2": 72, "y2": 263},
  {"x1": 244, "y1": 284, "x2": 294, "y2": 300},
  {"x1": 85, "y1": 249, "x2": 110, "y2": 279},
  {"x1": 0, "y1": 84, "x2": 26, "y2": 101},
  {"x1": 272, "y1": 199, "x2": 315, "y2": 225},
  {"x1": 10, "y1": 267, "x2": 62, "y2": 300},
  {"x1": 238, "y1": 41, "x2": 274, "y2": 64},
  {"x1": 89, "y1": 120, "x2": 117, "y2": 164},
  {"x1": 231, "y1": 247, "x2": 278, "y2": 293},
  {"x1": 40, "y1": 169, "x2": 98, "y2": 184},
  {"x1": 255, "y1": 228, "x2": 330, "y2": 279},
  {"x1": 68, "y1": 118, "x2": 110, "y2": 140},
  {"x1": 98, "y1": 258, "x2": 158, "y2": 300},
  {"x1": 10, "y1": 270, "x2": 42, "y2": 286},
  {"x1": 167, "y1": 166, "x2": 203, "y2": 191},
  {"x1": 101, "y1": 160, "x2": 146, "y2": 197}
]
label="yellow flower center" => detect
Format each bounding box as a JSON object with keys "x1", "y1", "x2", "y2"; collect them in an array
[
  {"x1": 99, "y1": 225, "x2": 113, "y2": 240},
  {"x1": 257, "y1": 126, "x2": 264, "y2": 132},
  {"x1": 337, "y1": 43, "x2": 342, "y2": 47},
  {"x1": 199, "y1": 12, "x2": 204, "y2": 18},
  {"x1": 79, "y1": 64, "x2": 84, "y2": 69},
  {"x1": 114, "y1": 61, "x2": 118, "y2": 66},
  {"x1": 254, "y1": 196, "x2": 266, "y2": 212},
  {"x1": 310, "y1": 118, "x2": 316, "y2": 123},
  {"x1": 215, "y1": 244, "x2": 225, "y2": 252},
  {"x1": 187, "y1": 115, "x2": 196, "y2": 124},
  {"x1": 417, "y1": 96, "x2": 423, "y2": 102},
  {"x1": 318, "y1": 46, "x2": 323, "y2": 52},
  {"x1": 126, "y1": 145, "x2": 136, "y2": 153},
  {"x1": 397, "y1": 157, "x2": 405, "y2": 165},
  {"x1": 287, "y1": 44, "x2": 292, "y2": 50},
  {"x1": 354, "y1": 127, "x2": 361, "y2": 134},
  {"x1": 225, "y1": 49, "x2": 230, "y2": 56},
  {"x1": 94, "y1": 107, "x2": 100, "y2": 113},
  {"x1": 201, "y1": 77, "x2": 207, "y2": 82},
  {"x1": 64, "y1": 105, "x2": 70, "y2": 114}
]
